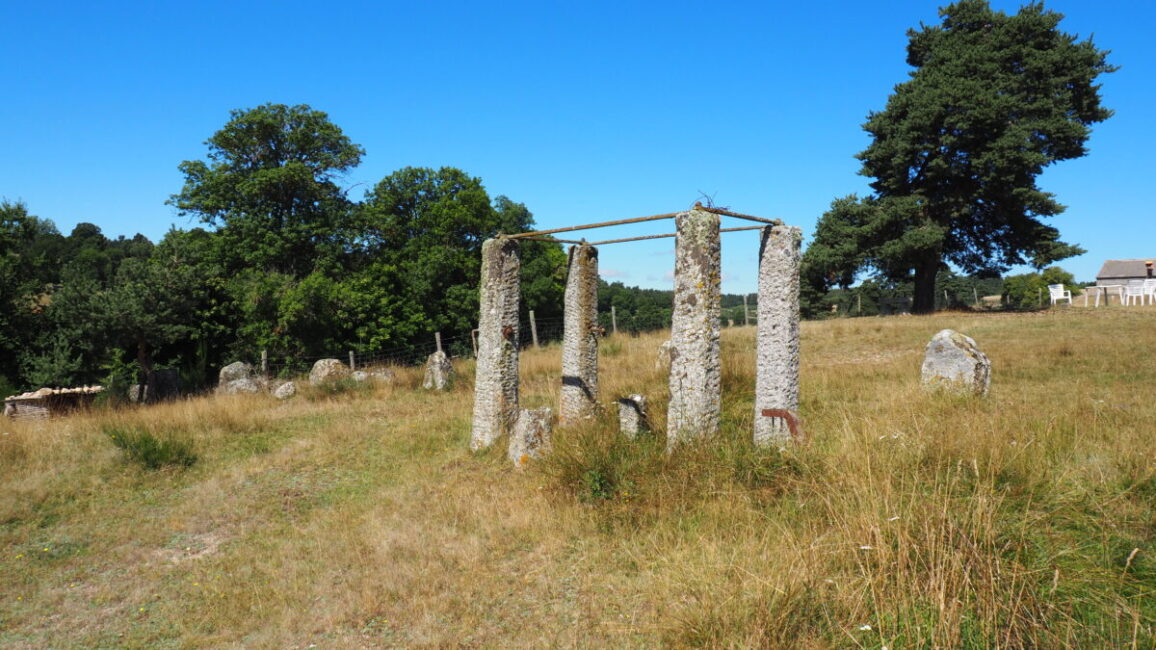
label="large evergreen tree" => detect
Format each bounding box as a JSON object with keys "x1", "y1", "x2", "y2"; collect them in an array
[{"x1": 806, "y1": 0, "x2": 1113, "y2": 312}]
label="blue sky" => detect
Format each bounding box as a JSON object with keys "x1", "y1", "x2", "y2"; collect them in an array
[{"x1": 2, "y1": 0, "x2": 1151, "y2": 292}]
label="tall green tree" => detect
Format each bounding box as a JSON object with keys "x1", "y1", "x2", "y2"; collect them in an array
[
  {"x1": 170, "y1": 103, "x2": 364, "y2": 276},
  {"x1": 359, "y1": 167, "x2": 566, "y2": 340},
  {"x1": 805, "y1": 0, "x2": 1113, "y2": 313}
]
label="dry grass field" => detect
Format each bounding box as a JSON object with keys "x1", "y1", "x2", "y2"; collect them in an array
[{"x1": 1, "y1": 308, "x2": 1154, "y2": 648}]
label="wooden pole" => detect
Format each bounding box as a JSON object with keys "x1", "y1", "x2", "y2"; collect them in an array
[
  {"x1": 349, "y1": 350, "x2": 356, "y2": 371},
  {"x1": 435, "y1": 331, "x2": 443, "y2": 354},
  {"x1": 529, "y1": 310, "x2": 539, "y2": 348},
  {"x1": 743, "y1": 294, "x2": 750, "y2": 326},
  {"x1": 610, "y1": 305, "x2": 618, "y2": 336},
  {"x1": 260, "y1": 349, "x2": 268, "y2": 376}
]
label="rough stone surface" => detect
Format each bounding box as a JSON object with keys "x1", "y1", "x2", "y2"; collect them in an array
[
  {"x1": 560, "y1": 244, "x2": 600, "y2": 423},
  {"x1": 309, "y1": 358, "x2": 351, "y2": 385},
  {"x1": 273, "y1": 381, "x2": 297, "y2": 400},
  {"x1": 471, "y1": 238, "x2": 521, "y2": 451},
  {"x1": 655, "y1": 340, "x2": 673, "y2": 371},
  {"x1": 219, "y1": 361, "x2": 254, "y2": 386},
  {"x1": 508, "y1": 407, "x2": 553, "y2": 468},
  {"x1": 921, "y1": 329, "x2": 991, "y2": 396},
  {"x1": 422, "y1": 351, "x2": 455, "y2": 391},
  {"x1": 617, "y1": 394, "x2": 649, "y2": 438},
  {"x1": 667, "y1": 208, "x2": 722, "y2": 448},
  {"x1": 351, "y1": 371, "x2": 370, "y2": 382},
  {"x1": 222, "y1": 377, "x2": 261, "y2": 395},
  {"x1": 754, "y1": 225, "x2": 803, "y2": 447}
]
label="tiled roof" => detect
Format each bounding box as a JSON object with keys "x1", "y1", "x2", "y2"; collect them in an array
[{"x1": 1096, "y1": 259, "x2": 1155, "y2": 279}]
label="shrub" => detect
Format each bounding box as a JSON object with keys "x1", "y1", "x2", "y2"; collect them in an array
[{"x1": 105, "y1": 426, "x2": 197, "y2": 470}]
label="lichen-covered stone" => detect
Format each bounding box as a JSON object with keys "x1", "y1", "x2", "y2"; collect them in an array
[
  {"x1": 754, "y1": 225, "x2": 803, "y2": 447},
  {"x1": 617, "y1": 394, "x2": 649, "y2": 438},
  {"x1": 222, "y1": 377, "x2": 261, "y2": 395},
  {"x1": 309, "y1": 358, "x2": 350, "y2": 385},
  {"x1": 560, "y1": 244, "x2": 599, "y2": 423},
  {"x1": 422, "y1": 351, "x2": 455, "y2": 391},
  {"x1": 921, "y1": 329, "x2": 991, "y2": 396},
  {"x1": 508, "y1": 407, "x2": 553, "y2": 468},
  {"x1": 471, "y1": 238, "x2": 521, "y2": 451},
  {"x1": 219, "y1": 361, "x2": 254, "y2": 385},
  {"x1": 351, "y1": 371, "x2": 370, "y2": 383},
  {"x1": 273, "y1": 381, "x2": 297, "y2": 400},
  {"x1": 667, "y1": 208, "x2": 721, "y2": 448},
  {"x1": 655, "y1": 340, "x2": 673, "y2": 371}
]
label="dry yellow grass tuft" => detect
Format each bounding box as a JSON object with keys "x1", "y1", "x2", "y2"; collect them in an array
[{"x1": 1, "y1": 309, "x2": 1153, "y2": 647}]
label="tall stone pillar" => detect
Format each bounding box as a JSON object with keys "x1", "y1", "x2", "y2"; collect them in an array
[
  {"x1": 754, "y1": 225, "x2": 802, "y2": 447},
  {"x1": 560, "y1": 244, "x2": 600, "y2": 423},
  {"x1": 667, "y1": 208, "x2": 721, "y2": 448},
  {"x1": 471, "y1": 238, "x2": 521, "y2": 451}
]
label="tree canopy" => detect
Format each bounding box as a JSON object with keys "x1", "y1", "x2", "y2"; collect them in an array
[
  {"x1": 170, "y1": 103, "x2": 365, "y2": 276},
  {"x1": 804, "y1": 0, "x2": 1113, "y2": 312}
]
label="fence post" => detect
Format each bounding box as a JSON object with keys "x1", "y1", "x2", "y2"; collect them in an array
[
  {"x1": 610, "y1": 305, "x2": 618, "y2": 336},
  {"x1": 435, "y1": 331, "x2": 443, "y2": 354},
  {"x1": 1037, "y1": 287, "x2": 1042, "y2": 307},
  {"x1": 471, "y1": 328, "x2": 478, "y2": 357},
  {"x1": 529, "y1": 310, "x2": 539, "y2": 348},
  {"x1": 260, "y1": 349, "x2": 268, "y2": 376},
  {"x1": 743, "y1": 294, "x2": 750, "y2": 326},
  {"x1": 973, "y1": 287, "x2": 979, "y2": 308},
  {"x1": 857, "y1": 293, "x2": 862, "y2": 315},
  {"x1": 944, "y1": 290, "x2": 949, "y2": 309},
  {"x1": 349, "y1": 350, "x2": 356, "y2": 371}
]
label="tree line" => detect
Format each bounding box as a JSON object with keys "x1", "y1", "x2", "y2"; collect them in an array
[{"x1": 0, "y1": 104, "x2": 570, "y2": 399}]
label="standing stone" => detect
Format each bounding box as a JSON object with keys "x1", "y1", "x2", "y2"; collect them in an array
[
  {"x1": 422, "y1": 350, "x2": 455, "y2": 390},
  {"x1": 754, "y1": 225, "x2": 803, "y2": 447},
  {"x1": 617, "y1": 395, "x2": 650, "y2": 438},
  {"x1": 471, "y1": 238, "x2": 521, "y2": 451},
  {"x1": 222, "y1": 377, "x2": 261, "y2": 395},
  {"x1": 667, "y1": 208, "x2": 721, "y2": 448},
  {"x1": 508, "y1": 407, "x2": 553, "y2": 468},
  {"x1": 219, "y1": 361, "x2": 254, "y2": 385},
  {"x1": 560, "y1": 244, "x2": 600, "y2": 423},
  {"x1": 655, "y1": 340, "x2": 673, "y2": 371},
  {"x1": 921, "y1": 329, "x2": 991, "y2": 396},
  {"x1": 309, "y1": 358, "x2": 350, "y2": 385},
  {"x1": 273, "y1": 381, "x2": 297, "y2": 400},
  {"x1": 218, "y1": 361, "x2": 260, "y2": 395}
]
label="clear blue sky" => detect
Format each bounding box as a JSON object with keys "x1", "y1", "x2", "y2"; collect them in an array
[{"x1": 2, "y1": 0, "x2": 1151, "y2": 292}]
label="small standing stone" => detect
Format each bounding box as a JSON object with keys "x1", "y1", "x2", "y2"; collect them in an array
[
  {"x1": 309, "y1": 358, "x2": 350, "y2": 385},
  {"x1": 222, "y1": 377, "x2": 261, "y2": 395},
  {"x1": 617, "y1": 395, "x2": 649, "y2": 438},
  {"x1": 655, "y1": 340, "x2": 673, "y2": 371},
  {"x1": 422, "y1": 351, "x2": 455, "y2": 391},
  {"x1": 921, "y1": 329, "x2": 991, "y2": 396},
  {"x1": 508, "y1": 407, "x2": 553, "y2": 468},
  {"x1": 351, "y1": 371, "x2": 370, "y2": 383},
  {"x1": 273, "y1": 381, "x2": 297, "y2": 400}
]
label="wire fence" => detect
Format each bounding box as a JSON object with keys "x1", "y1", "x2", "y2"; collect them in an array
[{"x1": 252, "y1": 307, "x2": 731, "y2": 379}]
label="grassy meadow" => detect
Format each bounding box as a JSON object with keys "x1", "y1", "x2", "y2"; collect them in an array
[{"x1": 1, "y1": 308, "x2": 1154, "y2": 648}]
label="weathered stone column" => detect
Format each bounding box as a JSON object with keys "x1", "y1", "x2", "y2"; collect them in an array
[
  {"x1": 754, "y1": 225, "x2": 802, "y2": 447},
  {"x1": 560, "y1": 244, "x2": 600, "y2": 423},
  {"x1": 667, "y1": 208, "x2": 721, "y2": 448},
  {"x1": 470, "y1": 238, "x2": 521, "y2": 451}
]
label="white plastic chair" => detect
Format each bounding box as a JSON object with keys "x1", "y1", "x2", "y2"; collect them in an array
[
  {"x1": 1048, "y1": 284, "x2": 1072, "y2": 306},
  {"x1": 1143, "y1": 279, "x2": 1156, "y2": 305},
  {"x1": 1123, "y1": 284, "x2": 1146, "y2": 306}
]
